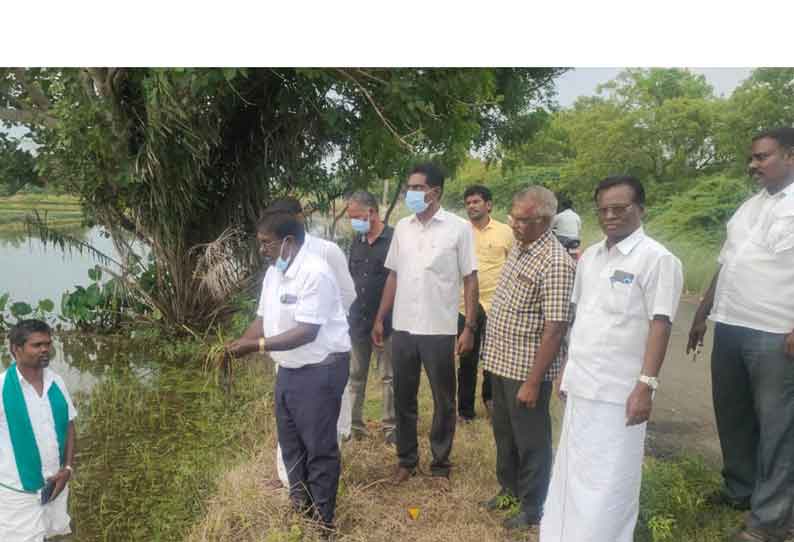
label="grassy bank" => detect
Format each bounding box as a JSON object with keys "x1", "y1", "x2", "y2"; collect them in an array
[
  {"x1": 0, "y1": 193, "x2": 83, "y2": 232},
  {"x1": 187, "y1": 366, "x2": 744, "y2": 542}
]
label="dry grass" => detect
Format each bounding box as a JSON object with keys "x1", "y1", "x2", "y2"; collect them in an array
[{"x1": 187, "y1": 368, "x2": 566, "y2": 542}]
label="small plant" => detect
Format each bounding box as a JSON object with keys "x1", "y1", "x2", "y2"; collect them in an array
[
  {"x1": 0, "y1": 292, "x2": 55, "y2": 331},
  {"x1": 60, "y1": 266, "x2": 127, "y2": 331}
]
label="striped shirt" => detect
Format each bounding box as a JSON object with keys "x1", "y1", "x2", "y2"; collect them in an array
[{"x1": 481, "y1": 230, "x2": 575, "y2": 382}]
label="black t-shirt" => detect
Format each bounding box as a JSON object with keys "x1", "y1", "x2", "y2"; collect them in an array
[{"x1": 348, "y1": 225, "x2": 394, "y2": 341}]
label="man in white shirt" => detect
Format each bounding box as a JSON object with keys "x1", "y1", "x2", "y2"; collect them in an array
[
  {"x1": 687, "y1": 127, "x2": 794, "y2": 542},
  {"x1": 372, "y1": 162, "x2": 479, "y2": 485},
  {"x1": 227, "y1": 213, "x2": 350, "y2": 538},
  {"x1": 1, "y1": 320, "x2": 77, "y2": 542},
  {"x1": 551, "y1": 195, "x2": 582, "y2": 244},
  {"x1": 259, "y1": 198, "x2": 355, "y2": 489},
  {"x1": 541, "y1": 175, "x2": 683, "y2": 542}
]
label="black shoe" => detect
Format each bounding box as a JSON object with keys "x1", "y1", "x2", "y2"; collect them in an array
[{"x1": 502, "y1": 510, "x2": 540, "y2": 530}]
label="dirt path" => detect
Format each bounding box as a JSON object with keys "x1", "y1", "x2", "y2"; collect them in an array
[{"x1": 645, "y1": 296, "x2": 723, "y2": 465}]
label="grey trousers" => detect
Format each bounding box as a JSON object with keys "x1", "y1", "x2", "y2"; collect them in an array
[
  {"x1": 392, "y1": 331, "x2": 457, "y2": 476},
  {"x1": 712, "y1": 322, "x2": 794, "y2": 536},
  {"x1": 349, "y1": 335, "x2": 395, "y2": 435},
  {"x1": 491, "y1": 375, "x2": 553, "y2": 521}
]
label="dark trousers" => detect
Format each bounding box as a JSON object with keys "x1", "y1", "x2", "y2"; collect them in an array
[
  {"x1": 275, "y1": 353, "x2": 350, "y2": 525},
  {"x1": 712, "y1": 322, "x2": 794, "y2": 536},
  {"x1": 491, "y1": 374, "x2": 553, "y2": 520},
  {"x1": 392, "y1": 331, "x2": 456, "y2": 476},
  {"x1": 456, "y1": 305, "x2": 492, "y2": 419}
]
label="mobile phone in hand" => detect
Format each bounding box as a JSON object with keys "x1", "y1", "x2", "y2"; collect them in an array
[{"x1": 40, "y1": 480, "x2": 56, "y2": 505}]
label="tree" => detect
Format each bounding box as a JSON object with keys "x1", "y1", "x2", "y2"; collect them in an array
[
  {"x1": 0, "y1": 67, "x2": 565, "y2": 330},
  {"x1": 0, "y1": 133, "x2": 39, "y2": 195}
]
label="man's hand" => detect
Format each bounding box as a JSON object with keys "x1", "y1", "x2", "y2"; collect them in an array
[
  {"x1": 686, "y1": 317, "x2": 707, "y2": 357},
  {"x1": 625, "y1": 383, "x2": 653, "y2": 426},
  {"x1": 456, "y1": 327, "x2": 474, "y2": 356},
  {"x1": 516, "y1": 380, "x2": 541, "y2": 409},
  {"x1": 371, "y1": 319, "x2": 385, "y2": 348},
  {"x1": 785, "y1": 330, "x2": 794, "y2": 360},
  {"x1": 225, "y1": 338, "x2": 256, "y2": 359},
  {"x1": 46, "y1": 468, "x2": 71, "y2": 502}
]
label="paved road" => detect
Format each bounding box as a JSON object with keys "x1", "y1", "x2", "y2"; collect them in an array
[{"x1": 645, "y1": 297, "x2": 723, "y2": 465}]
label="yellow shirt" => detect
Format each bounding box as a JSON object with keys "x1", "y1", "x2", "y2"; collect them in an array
[{"x1": 459, "y1": 217, "x2": 514, "y2": 315}]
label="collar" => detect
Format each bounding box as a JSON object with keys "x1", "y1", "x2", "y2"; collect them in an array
[
  {"x1": 473, "y1": 216, "x2": 493, "y2": 231},
  {"x1": 360, "y1": 224, "x2": 393, "y2": 244},
  {"x1": 409, "y1": 206, "x2": 446, "y2": 225},
  {"x1": 518, "y1": 228, "x2": 553, "y2": 254},
  {"x1": 14, "y1": 364, "x2": 53, "y2": 394},
  {"x1": 283, "y1": 242, "x2": 309, "y2": 280},
  {"x1": 597, "y1": 226, "x2": 646, "y2": 256}
]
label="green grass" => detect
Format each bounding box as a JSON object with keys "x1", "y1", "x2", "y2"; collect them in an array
[{"x1": 0, "y1": 193, "x2": 83, "y2": 232}]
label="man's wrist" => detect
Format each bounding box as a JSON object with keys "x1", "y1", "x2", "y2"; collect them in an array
[{"x1": 464, "y1": 321, "x2": 477, "y2": 332}]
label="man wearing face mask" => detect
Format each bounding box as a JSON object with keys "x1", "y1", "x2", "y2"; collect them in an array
[
  {"x1": 372, "y1": 162, "x2": 479, "y2": 486},
  {"x1": 259, "y1": 198, "x2": 356, "y2": 490},
  {"x1": 227, "y1": 212, "x2": 350, "y2": 540},
  {"x1": 345, "y1": 190, "x2": 396, "y2": 444}
]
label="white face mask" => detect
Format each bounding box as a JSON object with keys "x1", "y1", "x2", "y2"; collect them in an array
[{"x1": 274, "y1": 238, "x2": 292, "y2": 273}]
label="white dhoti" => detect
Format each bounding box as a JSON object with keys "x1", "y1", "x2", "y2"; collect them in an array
[
  {"x1": 276, "y1": 383, "x2": 352, "y2": 486},
  {"x1": 540, "y1": 395, "x2": 646, "y2": 542},
  {"x1": 0, "y1": 485, "x2": 71, "y2": 542}
]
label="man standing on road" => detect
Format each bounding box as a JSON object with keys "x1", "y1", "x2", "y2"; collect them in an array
[
  {"x1": 457, "y1": 184, "x2": 513, "y2": 422},
  {"x1": 227, "y1": 212, "x2": 350, "y2": 538},
  {"x1": 480, "y1": 186, "x2": 574, "y2": 531},
  {"x1": 1, "y1": 319, "x2": 77, "y2": 542},
  {"x1": 541, "y1": 175, "x2": 683, "y2": 542},
  {"x1": 372, "y1": 162, "x2": 479, "y2": 485},
  {"x1": 346, "y1": 190, "x2": 396, "y2": 444},
  {"x1": 687, "y1": 127, "x2": 794, "y2": 542}
]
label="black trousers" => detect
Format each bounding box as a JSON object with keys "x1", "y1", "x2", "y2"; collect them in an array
[
  {"x1": 392, "y1": 331, "x2": 456, "y2": 476},
  {"x1": 491, "y1": 374, "x2": 552, "y2": 520},
  {"x1": 456, "y1": 305, "x2": 492, "y2": 419},
  {"x1": 275, "y1": 353, "x2": 350, "y2": 525},
  {"x1": 711, "y1": 323, "x2": 794, "y2": 536}
]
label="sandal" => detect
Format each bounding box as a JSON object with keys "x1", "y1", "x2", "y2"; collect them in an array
[{"x1": 726, "y1": 527, "x2": 784, "y2": 542}]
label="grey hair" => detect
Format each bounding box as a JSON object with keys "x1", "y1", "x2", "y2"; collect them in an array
[
  {"x1": 347, "y1": 190, "x2": 379, "y2": 212},
  {"x1": 512, "y1": 186, "x2": 558, "y2": 218}
]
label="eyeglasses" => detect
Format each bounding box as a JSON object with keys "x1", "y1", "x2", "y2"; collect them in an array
[
  {"x1": 595, "y1": 203, "x2": 634, "y2": 218},
  {"x1": 508, "y1": 214, "x2": 546, "y2": 226}
]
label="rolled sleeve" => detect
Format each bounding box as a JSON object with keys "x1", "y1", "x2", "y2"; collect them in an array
[
  {"x1": 542, "y1": 255, "x2": 576, "y2": 322},
  {"x1": 294, "y1": 272, "x2": 336, "y2": 326},
  {"x1": 457, "y1": 222, "x2": 477, "y2": 276},
  {"x1": 642, "y1": 253, "x2": 684, "y2": 322}
]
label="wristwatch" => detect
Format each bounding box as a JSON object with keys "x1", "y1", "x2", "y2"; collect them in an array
[
  {"x1": 638, "y1": 375, "x2": 659, "y2": 390},
  {"x1": 258, "y1": 337, "x2": 266, "y2": 354},
  {"x1": 464, "y1": 321, "x2": 478, "y2": 332}
]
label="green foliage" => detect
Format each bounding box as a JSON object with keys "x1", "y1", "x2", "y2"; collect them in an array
[
  {"x1": 0, "y1": 133, "x2": 40, "y2": 196},
  {"x1": 637, "y1": 457, "x2": 740, "y2": 542},
  {"x1": 0, "y1": 292, "x2": 55, "y2": 331},
  {"x1": 60, "y1": 265, "x2": 129, "y2": 332}
]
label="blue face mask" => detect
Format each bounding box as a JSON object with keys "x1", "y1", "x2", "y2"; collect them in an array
[
  {"x1": 351, "y1": 217, "x2": 370, "y2": 234},
  {"x1": 405, "y1": 190, "x2": 429, "y2": 214},
  {"x1": 274, "y1": 238, "x2": 291, "y2": 273}
]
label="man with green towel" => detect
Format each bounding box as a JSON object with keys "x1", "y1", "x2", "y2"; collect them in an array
[{"x1": 1, "y1": 319, "x2": 77, "y2": 542}]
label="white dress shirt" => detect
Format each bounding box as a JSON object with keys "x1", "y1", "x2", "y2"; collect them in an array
[
  {"x1": 710, "y1": 185, "x2": 794, "y2": 334},
  {"x1": 562, "y1": 227, "x2": 683, "y2": 405},
  {"x1": 0, "y1": 366, "x2": 77, "y2": 490},
  {"x1": 256, "y1": 244, "x2": 351, "y2": 369},
  {"x1": 304, "y1": 233, "x2": 357, "y2": 313},
  {"x1": 384, "y1": 208, "x2": 477, "y2": 336},
  {"x1": 552, "y1": 208, "x2": 582, "y2": 239}
]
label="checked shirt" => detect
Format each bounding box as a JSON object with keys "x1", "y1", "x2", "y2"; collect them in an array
[{"x1": 481, "y1": 229, "x2": 575, "y2": 382}]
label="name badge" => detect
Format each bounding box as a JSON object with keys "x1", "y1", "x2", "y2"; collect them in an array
[
  {"x1": 280, "y1": 294, "x2": 298, "y2": 305},
  {"x1": 610, "y1": 270, "x2": 634, "y2": 285}
]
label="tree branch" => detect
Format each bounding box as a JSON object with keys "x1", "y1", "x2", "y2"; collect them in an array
[
  {"x1": 384, "y1": 177, "x2": 403, "y2": 224},
  {"x1": 0, "y1": 106, "x2": 56, "y2": 129},
  {"x1": 335, "y1": 68, "x2": 414, "y2": 151},
  {"x1": 12, "y1": 68, "x2": 51, "y2": 110}
]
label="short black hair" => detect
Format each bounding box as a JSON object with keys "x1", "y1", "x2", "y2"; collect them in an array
[
  {"x1": 263, "y1": 197, "x2": 303, "y2": 216},
  {"x1": 557, "y1": 193, "x2": 573, "y2": 211},
  {"x1": 752, "y1": 127, "x2": 794, "y2": 153},
  {"x1": 463, "y1": 184, "x2": 492, "y2": 203},
  {"x1": 594, "y1": 175, "x2": 646, "y2": 207},
  {"x1": 8, "y1": 319, "x2": 52, "y2": 350},
  {"x1": 409, "y1": 162, "x2": 446, "y2": 193},
  {"x1": 256, "y1": 211, "x2": 306, "y2": 244}
]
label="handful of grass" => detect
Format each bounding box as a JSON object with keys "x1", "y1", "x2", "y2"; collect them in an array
[{"x1": 204, "y1": 338, "x2": 234, "y2": 394}]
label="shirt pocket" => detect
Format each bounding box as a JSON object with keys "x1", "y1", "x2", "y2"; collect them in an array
[
  {"x1": 602, "y1": 276, "x2": 637, "y2": 315},
  {"x1": 767, "y1": 211, "x2": 794, "y2": 253},
  {"x1": 505, "y1": 271, "x2": 541, "y2": 313},
  {"x1": 426, "y1": 237, "x2": 458, "y2": 276}
]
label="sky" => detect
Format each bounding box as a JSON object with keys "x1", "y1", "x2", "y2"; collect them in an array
[{"x1": 554, "y1": 67, "x2": 753, "y2": 108}]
